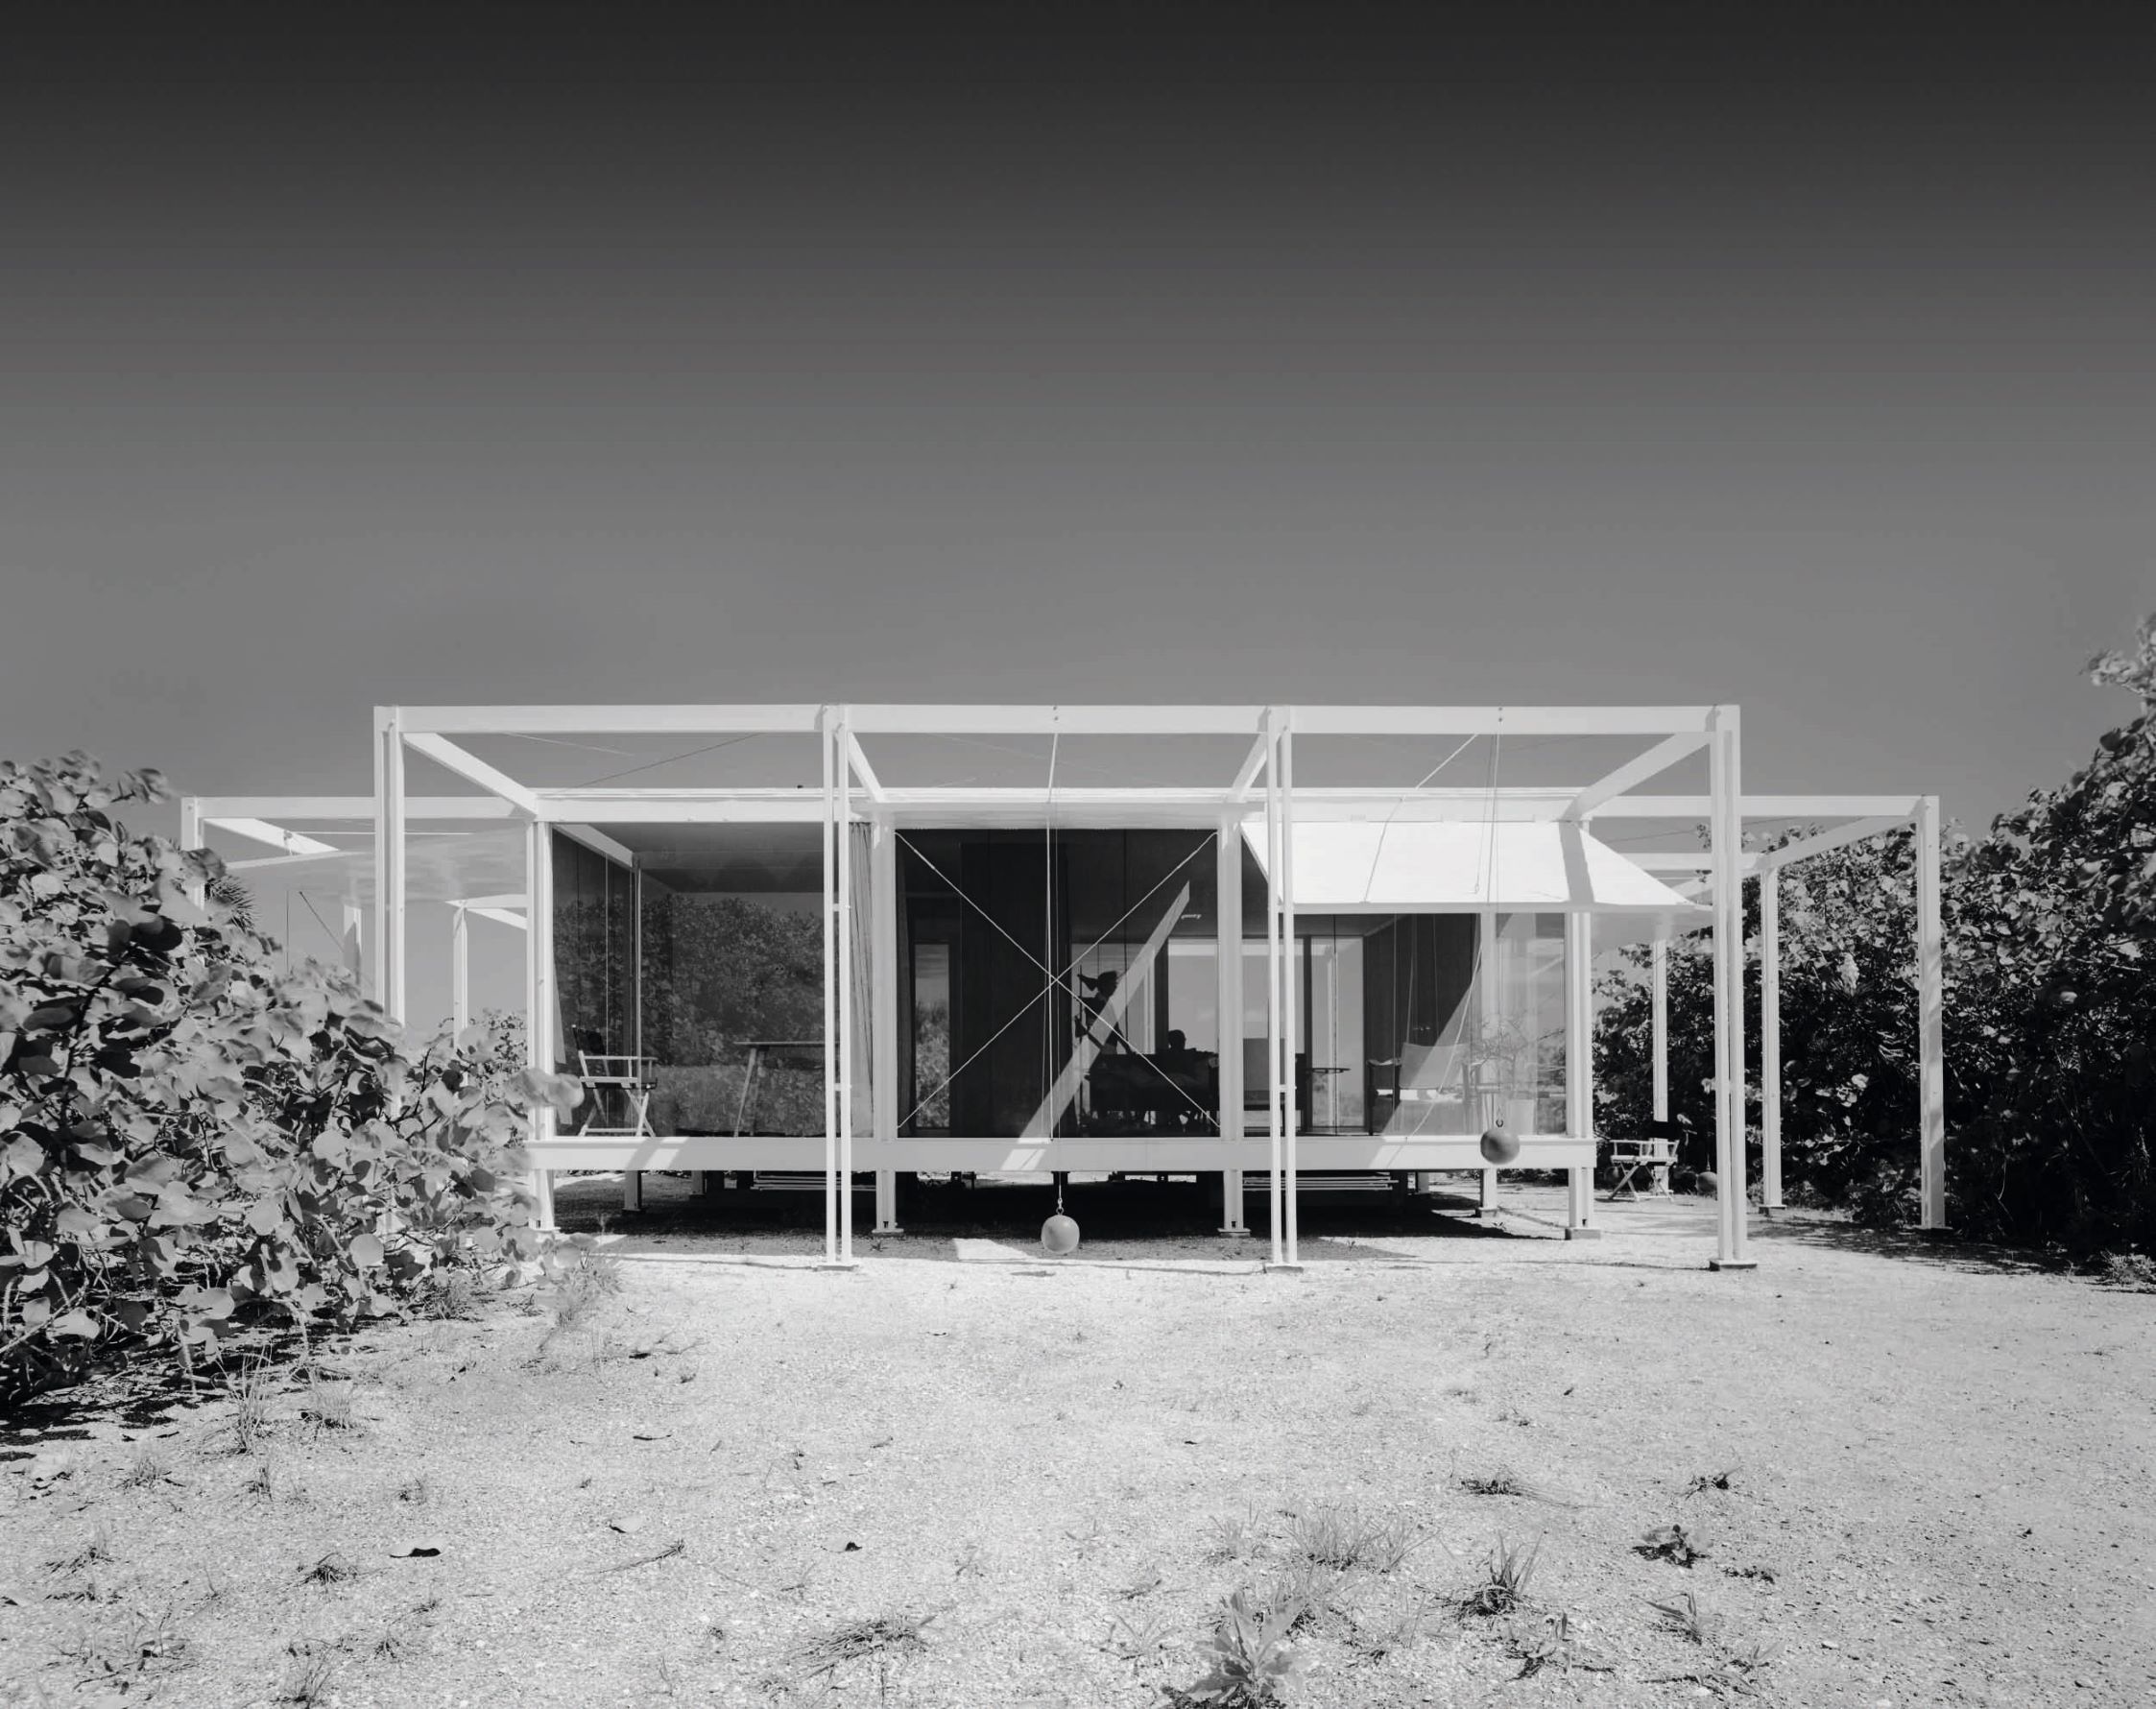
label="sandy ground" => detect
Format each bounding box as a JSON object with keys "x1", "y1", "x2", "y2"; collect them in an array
[{"x1": 3, "y1": 1176, "x2": 2152, "y2": 1708}]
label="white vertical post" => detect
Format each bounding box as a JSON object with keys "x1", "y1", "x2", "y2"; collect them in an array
[
  {"x1": 820, "y1": 708, "x2": 840, "y2": 1266},
  {"x1": 1281, "y1": 710, "x2": 1300, "y2": 1269},
  {"x1": 1564, "y1": 909, "x2": 1597, "y2": 1237},
  {"x1": 1761, "y1": 867, "x2": 1783, "y2": 1212},
  {"x1": 371, "y1": 709, "x2": 407, "y2": 1021},
  {"x1": 1215, "y1": 811, "x2": 1247, "y2": 1234},
  {"x1": 1916, "y1": 794, "x2": 1946, "y2": 1230},
  {"x1": 1476, "y1": 909, "x2": 1499, "y2": 1215},
  {"x1": 450, "y1": 904, "x2": 470, "y2": 1038},
  {"x1": 872, "y1": 811, "x2": 901, "y2": 1234},
  {"x1": 1650, "y1": 929, "x2": 1670, "y2": 1193},
  {"x1": 1264, "y1": 709, "x2": 1284, "y2": 1267},
  {"x1": 525, "y1": 818, "x2": 557, "y2": 1229},
  {"x1": 1709, "y1": 707, "x2": 1754, "y2": 1269},
  {"x1": 836, "y1": 709, "x2": 855, "y2": 1264}
]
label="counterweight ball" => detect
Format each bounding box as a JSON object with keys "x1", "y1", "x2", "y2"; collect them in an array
[
  {"x1": 1478, "y1": 1120, "x2": 1521, "y2": 1167},
  {"x1": 1041, "y1": 1213, "x2": 1081, "y2": 1256}
]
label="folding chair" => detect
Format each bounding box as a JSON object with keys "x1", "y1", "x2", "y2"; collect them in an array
[
  {"x1": 1605, "y1": 1117, "x2": 1681, "y2": 1200},
  {"x1": 575, "y1": 1051, "x2": 657, "y2": 1210}
]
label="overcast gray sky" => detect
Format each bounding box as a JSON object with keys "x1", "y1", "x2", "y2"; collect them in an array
[{"x1": 3, "y1": 12, "x2": 2151, "y2": 1021}]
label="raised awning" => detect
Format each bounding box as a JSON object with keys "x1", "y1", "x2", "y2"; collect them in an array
[
  {"x1": 1241, "y1": 819, "x2": 1707, "y2": 916},
  {"x1": 221, "y1": 828, "x2": 529, "y2": 906}
]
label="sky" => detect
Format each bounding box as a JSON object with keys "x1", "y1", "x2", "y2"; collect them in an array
[{"x1": 3, "y1": 12, "x2": 2151, "y2": 1026}]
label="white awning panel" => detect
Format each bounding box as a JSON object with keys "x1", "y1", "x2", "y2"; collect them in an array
[
  {"x1": 222, "y1": 828, "x2": 530, "y2": 905},
  {"x1": 1241, "y1": 819, "x2": 1707, "y2": 916}
]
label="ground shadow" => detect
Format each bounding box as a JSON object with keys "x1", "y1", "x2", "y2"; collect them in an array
[
  {"x1": 1750, "y1": 1210, "x2": 2065, "y2": 1278},
  {"x1": 555, "y1": 1173, "x2": 1533, "y2": 1263}
]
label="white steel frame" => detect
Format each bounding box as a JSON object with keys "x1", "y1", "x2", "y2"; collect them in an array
[{"x1": 186, "y1": 702, "x2": 1946, "y2": 1270}]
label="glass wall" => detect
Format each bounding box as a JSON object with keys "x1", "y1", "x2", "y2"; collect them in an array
[
  {"x1": 898, "y1": 829, "x2": 1219, "y2": 1138},
  {"x1": 551, "y1": 832, "x2": 635, "y2": 1064}
]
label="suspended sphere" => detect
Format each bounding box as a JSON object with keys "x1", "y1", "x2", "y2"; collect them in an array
[
  {"x1": 1041, "y1": 1213, "x2": 1081, "y2": 1256},
  {"x1": 1478, "y1": 1122, "x2": 1521, "y2": 1167}
]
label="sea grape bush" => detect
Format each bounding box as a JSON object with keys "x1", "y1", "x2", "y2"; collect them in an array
[
  {"x1": 1, "y1": 753, "x2": 581, "y2": 1402},
  {"x1": 1595, "y1": 613, "x2": 2156, "y2": 1257}
]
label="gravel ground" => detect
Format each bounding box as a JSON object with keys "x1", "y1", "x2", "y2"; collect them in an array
[{"x1": 4, "y1": 1177, "x2": 2152, "y2": 1708}]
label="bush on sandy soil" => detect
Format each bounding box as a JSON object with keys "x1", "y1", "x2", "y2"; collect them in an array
[
  {"x1": 1595, "y1": 611, "x2": 2156, "y2": 1258},
  {"x1": 1, "y1": 753, "x2": 584, "y2": 1404}
]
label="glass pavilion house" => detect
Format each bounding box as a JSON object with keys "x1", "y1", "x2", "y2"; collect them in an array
[{"x1": 184, "y1": 704, "x2": 1948, "y2": 1271}]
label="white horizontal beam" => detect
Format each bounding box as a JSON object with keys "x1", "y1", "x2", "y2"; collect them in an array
[
  {"x1": 400, "y1": 734, "x2": 542, "y2": 817},
  {"x1": 847, "y1": 705, "x2": 1270, "y2": 735},
  {"x1": 1602, "y1": 794, "x2": 1923, "y2": 820},
  {"x1": 453, "y1": 892, "x2": 527, "y2": 910},
  {"x1": 202, "y1": 817, "x2": 339, "y2": 856},
  {"x1": 1292, "y1": 707, "x2": 1717, "y2": 736},
  {"x1": 467, "y1": 906, "x2": 528, "y2": 930},
  {"x1": 1564, "y1": 731, "x2": 1713, "y2": 821},
  {"x1": 1634, "y1": 851, "x2": 1760, "y2": 876},
  {"x1": 398, "y1": 705, "x2": 823, "y2": 735},
  {"x1": 526, "y1": 1135, "x2": 1599, "y2": 1171},
  {"x1": 195, "y1": 796, "x2": 516, "y2": 823},
  {"x1": 1758, "y1": 816, "x2": 1910, "y2": 873}
]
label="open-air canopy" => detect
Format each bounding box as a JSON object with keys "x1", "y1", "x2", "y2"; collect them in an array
[{"x1": 183, "y1": 703, "x2": 1946, "y2": 1271}]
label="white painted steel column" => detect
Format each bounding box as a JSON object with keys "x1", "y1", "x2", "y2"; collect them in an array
[
  {"x1": 450, "y1": 905, "x2": 470, "y2": 1038},
  {"x1": 1476, "y1": 910, "x2": 1499, "y2": 1215},
  {"x1": 1564, "y1": 910, "x2": 1597, "y2": 1237},
  {"x1": 1281, "y1": 710, "x2": 1301, "y2": 1269},
  {"x1": 872, "y1": 811, "x2": 901, "y2": 1235},
  {"x1": 820, "y1": 708, "x2": 840, "y2": 1266},
  {"x1": 1215, "y1": 812, "x2": 1248, "y2": 1234},
  {"x1": 1916, "y1": 794, "x2": 1947, "y2": 1229},
  {"x1": 1264, "y1": 710, "x2": 1283, "y2": 1266},
  {"x1": 1709, "y1": 708, "x2": 1754, "y2": 1268},
  {"x1": 525, "y1": 818, "x2": 557, "y2": 1229},
  {"x1": 1650, "y1": 931, "x2": 1670, "y2": 1194},
  {"x1": 836, "y1": 710, "x2": 856, "y2": 1264},
  {"x1": 1761, "y1": 867, "x2": 1783, "y2": 1211},
  {"x1": 371, "y1": 710, "x2": 407, "y2": 1021}
]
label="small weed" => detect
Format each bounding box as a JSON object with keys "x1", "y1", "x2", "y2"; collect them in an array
[
  {"x1": 244, "y1": 1458, "x2": 276, "y2": 1499},
  {"x1": 1720, "y1": 1562, "x2": 1778, "y2": 1583},
  {"x1": 397, "y1": 1475, "x2": 432, "y2": 1505},
  {"x1": 1650, "y1": 1634, "x2": 1775, "y2": 1699},
  {"x1": 1637, "y1": 1522, "x2": 1708, "y2": 1568},
  {"x1": 1683, "y1": 1467, "x2": 1738, "y2": 1498},
  {"x1": 300, "y1": 1551, "x2": 360, "y2": 1588},
  {"x1": 1647, "y1": 1589, "x2": 1713, "y2": 1644},
  {"x1": 1103, "y1": 1606, "x2": 1176, "y2": 1662},
  {"x1": 300, "y1": 1370, "x2": 358, "y2": 1435},
  {"x1": 1496, "y1": 1405, "x2": 1531, "y2": 1428},
  {"x1": 1458, "y1": 1470, "x2": 1526, "y2": 1497},
  {"x1": 795, "y1": 1610, "x2": 936, "y2": 1694},
  {"x1": 1509, "y1": 1610, "x2": 1617, "y2": 1677},
  {"x1": 420, "y1": 1267, "x2": 483, "y2": 1320},
  {"x1": 226, "y1": 1356, "x2": 278, "y2": 1453},
  {"x1": 277, "y1": 1646, "x2": 336, "y2": 1704},
  {"x1": 1166, "y1": 1585, "x2": 1308, "y2": 1707},
  {"x1": 2096, "y1": 1250, "x2": 2156, "y2": 1291},
  {"x1": 1459, "y1": 1535, "x2": 1539, "y2": 1618},
  {"x1": 1341, "y1": 1608, "x2": 1423, "y2": 1665},
  {"x1": 46, "y1": 1526, "x2": 117, "y2": 1577},
  {"x1": 1200, "y1": 1504, "x2": 1263, "y2": 1564},
  {"x1": 120, "y1": 1446, "x2": 176, "y2": 1490},
  {"x1": 1288, "y1": 1500, "x2": 1418, "y2": 1575},
  {"x1": 59, "y1": 1601, "x2": 196, "y2": 1683}
]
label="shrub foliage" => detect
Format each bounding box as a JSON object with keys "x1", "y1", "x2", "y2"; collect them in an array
[
  {"x1": 1, "y1": 753, "x2": 580, "y2": 1402},
  {"x1": 1596, "y1": 614, "x2": 2156, "y2": 1256}
]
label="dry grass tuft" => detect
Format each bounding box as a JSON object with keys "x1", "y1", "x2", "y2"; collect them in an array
[
  {"x1": 120, "y1": 1445, "x2": 177, "y2": 1490},
  {"x1": 1458, "y1": 1534, "x2": 1539, "y2": 1618},
  {"x1": 277, "y1": 1645, "x2": 336, "y2": 1704},
  {"x1": 299, "y1": 1551, "x2": 361, "y2": 1588},
  {"x1": 1287, "y1": 1500, "x2": 1418, "y2": 1575},
  {"x1": 225, "y1": 1356, "x2": 278, "y2": 1454},
  {"x1": 795, "y1": 1610, "x2": 937, "y2": 1684}
]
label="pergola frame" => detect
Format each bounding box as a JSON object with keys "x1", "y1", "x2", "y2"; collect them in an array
[{"x1": 184, "y1": 702, "x2": 1945, "y2": 1269}]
